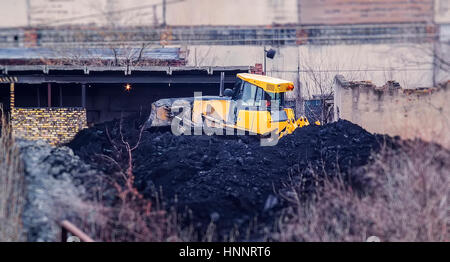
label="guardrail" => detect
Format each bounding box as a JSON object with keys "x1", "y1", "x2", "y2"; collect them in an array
[{"x1": 60, "y1": 220, "x2": 95, "y2": 242}]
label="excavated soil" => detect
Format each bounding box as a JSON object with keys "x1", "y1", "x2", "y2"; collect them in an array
[{"x1": 68, "y1": 113, "x2": 393, "y2": 238}]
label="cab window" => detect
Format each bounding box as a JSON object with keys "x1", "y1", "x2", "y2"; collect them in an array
[
  {"x1": 264, "y1": 92, "x2": 285, "y2": 107},
  {"x1": 233, "y1": 80, "x2": 284, "y2": 108},
  {"x1": 241, "y1": 82, "x2": 258, "y2": 106},
  {"x1": 254, "y1": 87, "x2": 264, "y2": 106}
]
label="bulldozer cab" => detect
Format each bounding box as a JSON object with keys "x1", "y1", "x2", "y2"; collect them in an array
[
  {"x1": 225, "y1": 74, "x2": 288, "y2": 124},
  {"x1": 219, "y1": 73, "x2": 294, "y2": 134},
  {"x1": 230, "y1": 78, "x2": 285, "y2": 107}
]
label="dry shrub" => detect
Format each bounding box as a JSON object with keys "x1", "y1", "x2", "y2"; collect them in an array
[
  {"x1": 83, "y1": 172, "x2": 191, "y2": 242},
  {"x1": 0, "y1": 106, "x2": 25, "y2": 241},
  {"x1": 73, "y1": 188, "x2": 187, "y2": 242},
  {"x1": 56, "y1": 158, "x2": 191, "y2": 242},
  {"x1": 276, "y1": 140, "x2": 449, "y2": 242}
]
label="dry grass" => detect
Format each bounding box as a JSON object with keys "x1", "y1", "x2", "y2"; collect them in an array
[
  {"x1": 0, "y1": 106, "x2": 25, "y2": 241},
  {"x1": 275, "y1": 141, "x2": 449, "y2": 242},
  {"x1": 79, "y1": 176, "x2": 191, "y2": 242},
  {"x1": 72, "y1": 195, "x2": 188, "y2": 242}
]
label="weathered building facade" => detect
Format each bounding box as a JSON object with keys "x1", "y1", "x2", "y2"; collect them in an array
[
  {"x1": 334, "y1": 75, "x2": 450, "y2": 148},
  {"x1": 0, "y1": 0, "x2": 448, "y2": 119}
]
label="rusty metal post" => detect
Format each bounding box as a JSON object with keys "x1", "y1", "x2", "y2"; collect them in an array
[
  {"x1": 60, "y1": 220, "x2": 94, "y2": 242},
  {"x1": 10, "y1": 82, "x2": 15, "y2": 110},
  {"x1": 47, "y1": 83, "x2": 51, "y2": 108}
]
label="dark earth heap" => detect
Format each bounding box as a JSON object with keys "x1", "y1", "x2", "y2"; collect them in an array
[{"x1": 67, "y1": 113, "x2": 394, "y2": 238}]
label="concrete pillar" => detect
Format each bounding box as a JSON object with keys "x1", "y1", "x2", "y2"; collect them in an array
[
  {"x1": 10, "y1": 82, "x2": 15, "y2": 110},
  {"x1": 81, "y1": 84, "x2": 86, "y2": 108},
  {"x1": 37, "y1": 86, "x2": 40, "y2": 107},
  {"x1": 295, "y1": 66, "x2": 303, "y2": 116},
  {"x1": 162, "y1": 0, "x2": 167, "y2": 26},
  {"x1": 59, "y1": 86, "x2": 63, "y2": 107},
  {"x1": 47, "y1": 83, "x2": 51, "y2": 108},
  {"x1": 219, "y1": 72, "x2": 224, "y2": 96}
]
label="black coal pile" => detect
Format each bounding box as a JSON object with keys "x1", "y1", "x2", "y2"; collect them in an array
[{"x1": 68, "y1": 114, "x2": 389, "y2": 238}]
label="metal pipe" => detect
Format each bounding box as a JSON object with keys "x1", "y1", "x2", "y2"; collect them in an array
[
  {"x1": 162, "y1": 0, "x2": 167, "y2": 26},
  {"x1": 263, "y1": 48, "x2": 267, "y2": 75},
  {"x1": 81, "y1": 84, "x2": 86, "y2": 108},
  {"x1": 47, "y1": 83, "x2": 51, "y2": 108},
  {"x1": 219, "y1": 72, "x2": 224, "y2": 96},
  {"x1": 60, "y1": 220, "x2": 94, "y2": 242}
]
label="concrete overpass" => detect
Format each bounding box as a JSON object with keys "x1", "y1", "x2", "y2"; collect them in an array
[{"x1": 0, "y1": 65, "x2": 250, "y2": 123}]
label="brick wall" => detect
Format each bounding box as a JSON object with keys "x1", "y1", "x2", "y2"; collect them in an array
[
  {"x1": 11, "y1": 107, "x2": 87, "y2": 145},
  {"x1": 334, "y1": 76, "x2": 450, "y2": 149}
]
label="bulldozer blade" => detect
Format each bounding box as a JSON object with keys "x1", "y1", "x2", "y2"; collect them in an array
[
  {"x1": 145, "y1": 99, "x2": 173, "y2": 129},
  {"x1": 145, "y1": 97, "x2": 195, "y2": 130}
]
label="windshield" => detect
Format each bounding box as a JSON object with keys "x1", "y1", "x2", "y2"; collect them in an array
[
  {"x1": 233, "y1": 79, "x2": 285, "y2": 108},
  {"x1": 241, "y1": 82, "x2": 257, "y2": 106}
]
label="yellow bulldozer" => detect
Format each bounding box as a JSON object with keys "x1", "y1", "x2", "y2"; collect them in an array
[{"x1": 147, "y1": 73, "x2": 312, "y2": 140}]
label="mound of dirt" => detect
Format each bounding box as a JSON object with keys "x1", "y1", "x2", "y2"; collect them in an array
[{"x1": 68, "y1": 114, "x2": 389, "y2": 238}]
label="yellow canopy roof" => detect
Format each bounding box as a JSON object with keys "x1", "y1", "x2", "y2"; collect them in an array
[{"x1": 237, "y1": 73, "x2": 294, "y2": 93}]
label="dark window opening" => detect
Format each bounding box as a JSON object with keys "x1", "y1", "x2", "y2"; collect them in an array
[{"x1": 265, "y1": 92, "x2": 285, "y2": 108}]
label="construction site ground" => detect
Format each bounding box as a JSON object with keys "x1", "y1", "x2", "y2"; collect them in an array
[{"x1": 65, "y1": 112, "x2": 398, "y2": 239}]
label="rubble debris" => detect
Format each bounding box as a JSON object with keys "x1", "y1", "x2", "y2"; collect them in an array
[
  {"x1": 403, "y1": 87, "x2": 438, "y2": 95},
  {"x1": 17, "y1": 139, "x2": 101, "y2": 242},
  {"x1": 335, "y1": 74, "x2": 447, "y2": 95}
]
